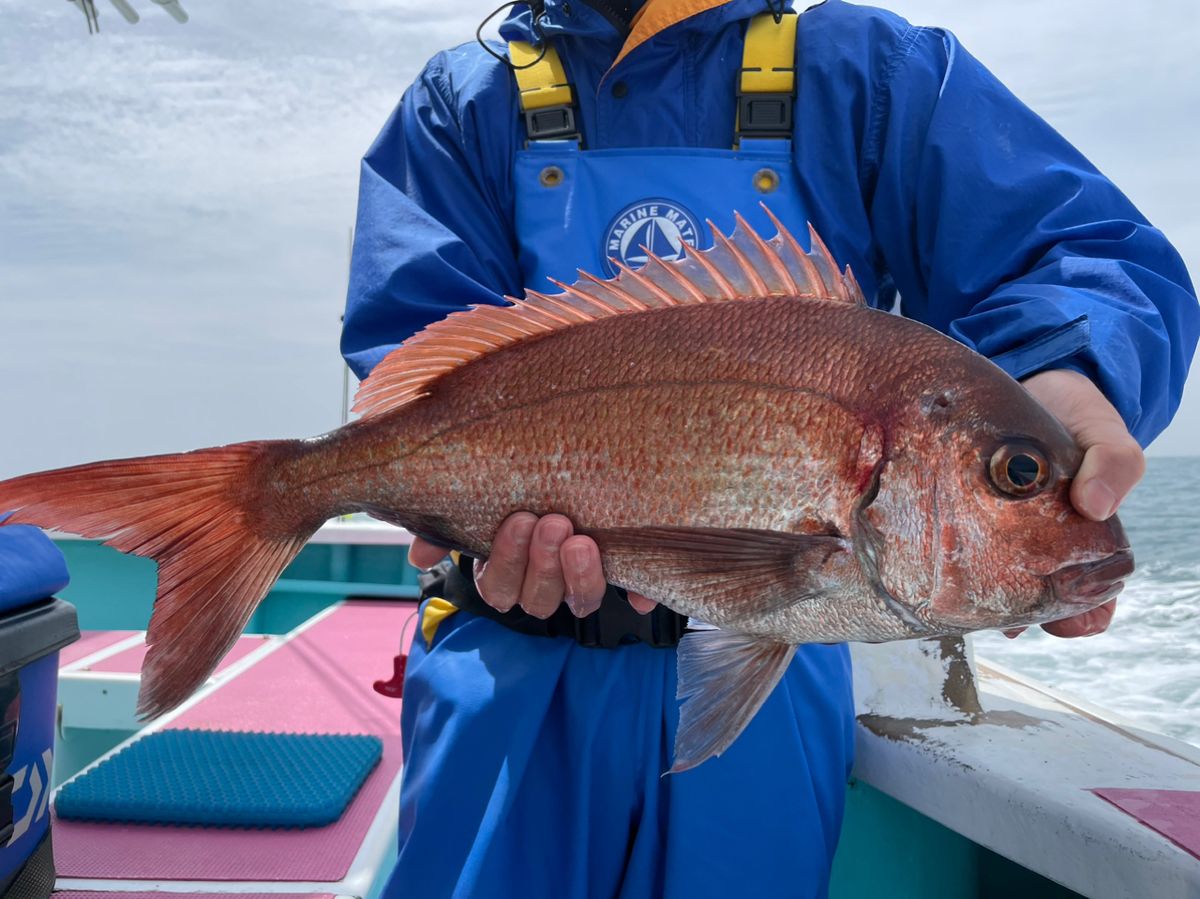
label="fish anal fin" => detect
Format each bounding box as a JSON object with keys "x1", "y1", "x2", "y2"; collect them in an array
[
  {"x1": 587, "y1": 526, "x2": 849, "y2": 616},
  {"x1": 670, "y1": 631, "x2": 797, "y2": 773},
  {"x1": 351, "y1": 211, "x2": 865, "y2": 420}
]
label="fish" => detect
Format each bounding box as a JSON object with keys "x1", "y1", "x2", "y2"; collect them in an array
[{"x1": 0, "y1": 210, "x2": 1132, "y2": 771}]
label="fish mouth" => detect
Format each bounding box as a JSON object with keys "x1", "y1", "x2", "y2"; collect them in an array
[{"x1": 1049, "y1": 548, "x2": 1135, "y2": 607}]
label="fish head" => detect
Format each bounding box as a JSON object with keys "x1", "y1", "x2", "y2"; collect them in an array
[{"x1": 864, "y1": 371, "x2": 1133, "y2": 637}]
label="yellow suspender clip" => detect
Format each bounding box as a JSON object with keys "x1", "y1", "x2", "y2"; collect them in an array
[
  {"x1": 509, "y1": 11, "x2": 796, "y2": 148},
  {"x1": 509, "y1": 40, "x2": 581, "y2": 144},
  {"x1": 736, "y1": 11, "x2": 799, "y2": 146}
]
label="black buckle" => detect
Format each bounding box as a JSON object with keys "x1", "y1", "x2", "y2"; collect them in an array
[
  {"x1": 417, "y1": 558, "x2": 454, "y2": 600},
  {"x1": 524, "y1": 105, "x2": 581, "y2": 144},
  {"x1": 572, "y1": 589, "x2": 687, "y2": 649},
  {"x1": 735, "y1": 90, "x2": 793, "y2": 142}
]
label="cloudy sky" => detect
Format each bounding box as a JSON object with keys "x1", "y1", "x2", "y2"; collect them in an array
[{"x1": 0, "y1": 0, "x2": 1196, "y2": 478}]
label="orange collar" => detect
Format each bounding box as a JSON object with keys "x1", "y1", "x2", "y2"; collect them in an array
[{"x1": 611, "y1": 0, "x2": 735, "y2": 72}]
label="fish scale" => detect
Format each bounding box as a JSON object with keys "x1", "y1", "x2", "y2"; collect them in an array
[{"x1": 399, "y1": 380, "x2": 865, "y2": 549}]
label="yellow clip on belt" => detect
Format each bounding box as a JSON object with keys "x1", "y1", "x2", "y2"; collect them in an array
[
  {"x1": 740, "y1": 11, "x2": 798, "y2": 95},
  {"x1": 421, "y1": 597, "x2": 459, "y2": 648},
  {"x1": 510, "y1": 41, "x2": 574, "y2": 112}
]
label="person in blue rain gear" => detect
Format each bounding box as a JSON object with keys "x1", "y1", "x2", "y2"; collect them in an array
[{"x1": 342, "y1": 1, "x2": 1199, "y2": 896}]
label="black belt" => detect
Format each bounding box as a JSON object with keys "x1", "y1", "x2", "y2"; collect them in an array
[{"x1": 418, "y1": 555, "x2": 687, "y2": 649}]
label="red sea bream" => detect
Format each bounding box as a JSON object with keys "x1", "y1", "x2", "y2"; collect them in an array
[{"x1": 0, "y1": 212, "x2": 1132, "y2": 770}]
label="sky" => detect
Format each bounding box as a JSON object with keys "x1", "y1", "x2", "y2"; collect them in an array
[{"x1": 0, "y1": 0, "x2": 1197, "y2": 479}]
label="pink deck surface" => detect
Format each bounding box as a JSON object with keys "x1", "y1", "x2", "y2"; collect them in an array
[
  {"x1": 55, "y1": 894, "x2": 335, "y2": 898},
  {"x1": 58, "y1": 630, "x2": 137, "y2": 667},
  {"x1": 86, "y1": 633, "x2": 271, "y2": 675},
  {"x1": 1093, "y1": 788, "x2": 1200, "y2": 861},
  {"x1": 55, "y1": 600, "x2": 418, "y2": 883}
]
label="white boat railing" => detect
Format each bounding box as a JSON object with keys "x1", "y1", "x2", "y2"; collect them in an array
[{"x1": 853, "y1": 640, "x2": 1200, "y2": 899}]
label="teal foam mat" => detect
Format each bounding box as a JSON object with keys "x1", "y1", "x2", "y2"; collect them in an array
[{"x1": 55, "y1": 729, "x2": 382, "y2": 828}]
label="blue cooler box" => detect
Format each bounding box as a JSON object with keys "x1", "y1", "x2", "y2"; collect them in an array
[{"x1": 0, "y1": 526, "x2": 79, "y2": 894}]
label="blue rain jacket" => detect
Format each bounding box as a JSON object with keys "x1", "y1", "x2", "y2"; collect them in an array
[
  {"x1": 344, "y1": 0, "x2": 1198, "y2": 446},
  {"x1": 0, "y1": 515, "x2": 69, "y2": 612}
]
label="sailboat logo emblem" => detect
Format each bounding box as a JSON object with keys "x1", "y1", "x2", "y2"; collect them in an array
[{"x1": 602, "y1": 200, "x2": 702, "y2": 276}]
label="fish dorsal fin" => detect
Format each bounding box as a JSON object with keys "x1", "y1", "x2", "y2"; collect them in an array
[{"x1": 352, "y1": 207, "x2": 866, "y2": 420}]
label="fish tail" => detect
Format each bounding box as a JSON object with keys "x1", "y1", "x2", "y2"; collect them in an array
[{"x1": 0, "y1": 440, "x2": 326, "y2": 718}]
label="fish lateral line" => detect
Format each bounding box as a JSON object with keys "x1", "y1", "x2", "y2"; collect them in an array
[{"x1": 270, "y1": 374, "x2": 868, "y2": 499}]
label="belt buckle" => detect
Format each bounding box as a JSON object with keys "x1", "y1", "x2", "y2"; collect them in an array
[
  {"x1": 570, "y1": 589, "x2": 686, "y2": 649},
  {"x1": 651, "y1": 606, "x2": 687, "y2": 647},
  {"x1": 569, "y1": 592, "x2": 635, "y2": 649},
  {"x1": 572, "y1": 608, "x2": 604, "y2": 648}
]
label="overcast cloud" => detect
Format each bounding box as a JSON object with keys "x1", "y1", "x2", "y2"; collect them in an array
[{"x1": 0, "y1": 0, "x2": 1197, "y2": 478}]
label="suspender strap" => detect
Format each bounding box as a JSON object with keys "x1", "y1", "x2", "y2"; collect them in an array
[
  {"x1": 509, "y1": 40, "x2": 582, "y2": 145},
  {"x1": 736, "y1": 11, "x2": 799, "y2": 145}
]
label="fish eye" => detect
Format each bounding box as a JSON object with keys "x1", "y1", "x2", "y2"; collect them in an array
[{"x1": 988, "y1": 445, "x2": 1050, "y2": 498}]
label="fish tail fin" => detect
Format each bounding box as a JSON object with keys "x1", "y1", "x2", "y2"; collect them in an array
[{"x1": 0, "y1": 440, "x2": 325, "y2": 718}]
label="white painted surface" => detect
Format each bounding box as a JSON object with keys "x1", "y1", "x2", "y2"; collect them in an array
[
  {"x1": 307, "y1": 519, "x2": 413, "y2": 546},
  {"x1": 48, "y1": 516, "x2": 414, "y2": 547},
  {"x1": 852, "y1": 641, "x2": 1200, "y2": 899},
  {"x1": 852, "y1": 637, "x2": 976, "y2": 721},
  {"x1": 58, "y1": 672, "x2": 143, "y2": 731},
  {"x1": 58, "y1": 635, "x2": 281, "y2": 731},
  {"x1": 59, "y1": 632, "x2": 146, "y2": 673}
]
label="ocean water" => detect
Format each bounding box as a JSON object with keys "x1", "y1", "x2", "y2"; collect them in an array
[{"x1": 974, "y1": 456, "x2": 1200, "y2": 748}]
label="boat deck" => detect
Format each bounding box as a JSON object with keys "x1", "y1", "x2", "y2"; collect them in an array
[
  {"x1": 53, "y1": 600, "x2": 417, "y2": 897},
  {"x1": 43, "y1": 528, "x2": 1200, "y2": 899}
]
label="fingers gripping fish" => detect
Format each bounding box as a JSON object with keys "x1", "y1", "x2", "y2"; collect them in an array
[{"x1": 0, "y1": 209, "x2": 1131, "y2": 771}]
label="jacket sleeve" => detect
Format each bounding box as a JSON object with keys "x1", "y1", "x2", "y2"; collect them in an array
[
  {"x1": 342, "y1": 51, "x2": 523, "y2": 380},
  {"x1": 864, "y1": 26, "x2": 1200, "y2": 447}
]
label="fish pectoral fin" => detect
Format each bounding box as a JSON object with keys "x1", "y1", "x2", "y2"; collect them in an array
[
  {"x1": 670, "y1": 630, "x2": 797, "y2": 773},
  {"x1": 587, "y1": 526, "x2": 848, "y2": 613}
]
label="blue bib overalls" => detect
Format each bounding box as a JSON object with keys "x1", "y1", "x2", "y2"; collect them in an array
[{"x1": 379, "y1": 16, "x2": 856, "y2": 899}]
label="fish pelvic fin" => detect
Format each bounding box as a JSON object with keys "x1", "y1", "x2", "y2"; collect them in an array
[
  {"x1": 351, "y1": 208, "x2": 866, "y2": 421},
  {"x1": 670, "y1": 630, "x2": 797, "y2": 774},
  {"x1": 0, "y1": 442, "x2": 322, "y2": 719}
]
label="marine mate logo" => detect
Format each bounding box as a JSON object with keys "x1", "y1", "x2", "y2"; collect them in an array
[{"x1": 602, "y1": 200, "x2": 702, "y2": 276}]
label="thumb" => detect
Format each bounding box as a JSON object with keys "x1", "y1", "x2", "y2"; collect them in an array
[
  {"x1": 1023, "y1": 370, "x2": 1145, "y2": 521},
  {"x1": 1072, "y1": 427, "x2": 1145, "y2": 521}
]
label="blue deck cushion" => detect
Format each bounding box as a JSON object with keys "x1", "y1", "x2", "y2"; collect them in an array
[{"x1": 55, "y1": 729, "x2": 382, "y2": 828}]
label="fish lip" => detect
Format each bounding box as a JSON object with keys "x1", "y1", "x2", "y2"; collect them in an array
[{"x1": 1049, "y1": 548, "x2": 1135, "y2": 606}]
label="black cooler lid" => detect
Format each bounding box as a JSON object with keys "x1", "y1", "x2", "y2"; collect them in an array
[{"x1": 0, "y1": 599, "x2": 79, "y2": 680}]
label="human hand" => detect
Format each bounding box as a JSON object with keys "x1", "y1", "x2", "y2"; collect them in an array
[
  {"x1": 1009, "y1": 368, "x2": 1145, "y2": 639},
  {"x1": 407, "y1": 512, "x2": 657, "y2": 620}
]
